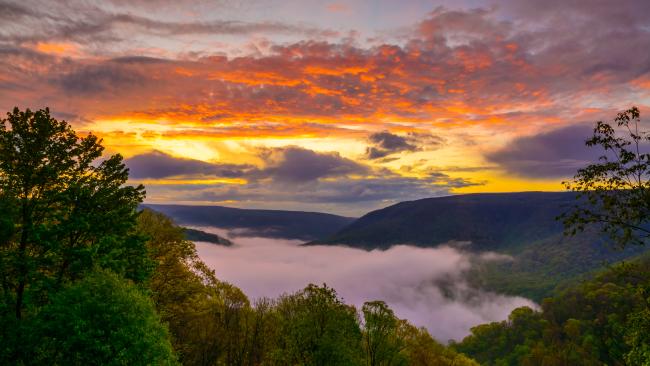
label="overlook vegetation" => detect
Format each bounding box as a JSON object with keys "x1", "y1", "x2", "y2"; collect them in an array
[
  {"x1": 0, "y1": 106, "x2": 648, "y2": 365},
  {"x1": 454, "y1": 106, "x2": 650, "y2": 365},
  {"x1": 455, "y1": 254, "x2": 650, "y2": 365}
]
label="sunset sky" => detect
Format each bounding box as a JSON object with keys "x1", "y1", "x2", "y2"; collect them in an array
[{"x1": 1, "y1": 0, "x2": 649, "y2": 215}]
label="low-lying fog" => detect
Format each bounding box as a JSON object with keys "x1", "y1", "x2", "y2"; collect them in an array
[{"x1": 192, "y1": 226, "x2": 536, "y2": 342}]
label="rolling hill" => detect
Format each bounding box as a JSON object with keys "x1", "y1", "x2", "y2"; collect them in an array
[
  {"x1": 183, "y1": 228, "x2": 233, "y2": 246},
  {"x1": 143, "y1": 204, "x2": 355, "y2": 240},
  {"x1": 314, "y1": 192, "x2": 648, "y2": 300},
  {"x1": 315, "y1": 192, "x2": 580, "y2": 250},
  {"x1": 146, "y1": 193, "x2": 647, "y2": 301}
]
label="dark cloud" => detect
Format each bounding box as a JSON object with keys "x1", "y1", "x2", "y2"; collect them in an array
[
  {"x1": 144, "y1": 171, "x2": 480, "y2": 216},
  {"x1": 427, "y1": 171, "x2": 484, "y2": 189},
  {"x1": 131, "y1": 146, "x2": 481, "y2": 215},
  {"x1": 54, "y1": 62, "x2": 147, "y2": 95},
  {"x1": 259, "y1": 146, "x2": 369, "y2": 183},
  {"x1": 0, "y1": 0, "x2": 337, "y2": 46},
  {"x1": 110, "y1": 14, "x2": 338, "y2": 38},
  {"x1": 0, "y1": 1, "x2": 34, "y2": 19},
  {"x1": 366, "y1": 132, "x2": 417, "y2": 159},
  {"x1": 485, "y1": 124, "x2": 599, "y2": 178},
  {"x1": 366, "y1": 131, "x2": 444, "y2": 159},
  {"x1": 126, "y1": 147, "x2": 369, "y2": 183},
  {"x1": 125, "y1": 151, "x2": 253, "y2": 179}
]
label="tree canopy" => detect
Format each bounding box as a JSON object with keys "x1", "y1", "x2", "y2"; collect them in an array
[
  {"x1": 30, "y1": 269, "x2": 178, "y2": 366},
  {"x1": 0, "y1": 108, "x2": 164, "y2": 364},
  {"x1": 0, "y1": 107, "x2": 148, "y2": 321},
  {"x1": 562, "y1": 106, "x2": 650, "y2": 248}
]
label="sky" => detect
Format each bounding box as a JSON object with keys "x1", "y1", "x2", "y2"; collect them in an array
[{"x1": 1, "y1": 0, "x2": 649, "y2": 215}]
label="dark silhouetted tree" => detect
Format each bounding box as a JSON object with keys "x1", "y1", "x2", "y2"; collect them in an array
[{"x1": 562, "y1": 106, "x2": 650, "y2": 248}]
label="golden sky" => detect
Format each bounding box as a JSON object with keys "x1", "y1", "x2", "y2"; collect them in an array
[{"x1": 2, "y1": 0, "x2": 649, "y2": 215}]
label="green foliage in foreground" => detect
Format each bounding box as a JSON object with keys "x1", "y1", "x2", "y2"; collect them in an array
[
  {"x1": 0, "y1": 107, "x2": 149, "y2": 320},
  {"x1": 0, "y1": 108, "x2": 174, "y2": 364},
  {"x1": 454, "y1": 256, "x2": 650, "y2": 365},
  {"x1": 30, "y1": 269, "x2": 177, "y2": 366}
]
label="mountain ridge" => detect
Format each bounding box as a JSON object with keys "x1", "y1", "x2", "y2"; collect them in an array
[
  {"x1": 142, "y1": 204, "x2": 355, "y2": 240},
  {"x1": 311, "y1": 191, "x2": 647, "y2": 300},
  {"x1": 313, "y1": 191, "x2": 578, "y2": 251}
]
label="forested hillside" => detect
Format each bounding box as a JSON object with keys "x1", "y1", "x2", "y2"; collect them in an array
[
  {"x1": 317, "y1": 192, "x2": 578, "y2": 250},
  {"x1": 145, "y1": 204, "x2": 355, "y2": 240},
  {"x1": 455, "y1": 254, "x2": 650, "y2": 365},
  {"x1": 183, "y1": 227, "x2": 233, "y2": 246},
  {"x1": 315, "y1": 192, "x2": 648, "y2": 301}
]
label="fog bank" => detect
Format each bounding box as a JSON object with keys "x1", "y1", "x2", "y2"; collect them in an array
[{"x1": 193, "y1": 226, "x2": 536, "y2": 342}]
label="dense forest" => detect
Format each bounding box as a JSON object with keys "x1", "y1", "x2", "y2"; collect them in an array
[
  {"x1": 455, "y1": 255, "x2": 650, "y2": 365},
  {"x1": 1, "y1": 107, "x2": 648, "y2": 365}
]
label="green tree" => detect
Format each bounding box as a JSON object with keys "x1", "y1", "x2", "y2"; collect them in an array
[
  {"x1": 31, "y1": 269, "x2": 177, "y2": 366},
  {"x1": 0, "y1": 107, "x2": 147, "y2": 322},
  {"x1": 562, "y1": 106, "x2": 650, "y2": 248},
  {"x1": 271, "y1": 284, "x2": 363, "y2": 366},
  {"x1": 138, "y1": 209, "x2": 270, "y2": 366},
  {"x1": 137, "y1": 209, "x2": 219, "y2": 365},
  {"x1": 362, "y1": 301, "x2": 406, "y2": 366},
  {"x1": 455, "y1": 256, "x2": 650, "y2": 365},
  {"x1": 399, "y1": 321, "x2": 478, "y2": 366},
  {"x1": 623, "y1": 280, "x2": 650, "y2": 366},
  {"x1": 561, "y1": 106, "x2": 650, "y2": 364}
]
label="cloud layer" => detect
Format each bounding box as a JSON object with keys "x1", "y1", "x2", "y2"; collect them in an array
[
  {"x1": 126, "y1": 150, "x2": 253, "y2": 179},
  {"x1": 192, "y1": 226, "x2": 536, "y2": 342},
  {"x1": 3, "y1": 1, "x2": 649, "y2": 131},
  {"x1": 486, "y1": 123, "x2": 650, "y2": 178},
  {"x1": 3, "y1": 0, "x2": 650, "y2": 209},
  {"x1": 126, "y1": 148, "x2": 481, "y2": 216},
  {"x1": 485, "y1": 125, "x2": 598, "y2": 178}
]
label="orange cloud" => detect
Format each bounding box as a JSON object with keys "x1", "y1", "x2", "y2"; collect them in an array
[{"x1": 32, "y1": 42, "x2": 83, "y2": 57}]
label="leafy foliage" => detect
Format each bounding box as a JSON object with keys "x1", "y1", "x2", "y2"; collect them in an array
[
  {"x1": 0, "y1": 107, "x2": 147, "y2": 321},
  {"x1": 455, "y1": 256, "x2": 650, "y2": 365},
  {"x1": 363, "y1": 301, "x2": 406, "y2": 366},
  {"x1": 0, "y1": 108, "x2": 164, "y2": 364},
  {"x1": 562, "y1": 106, "x2": 650, "y2": 248},
  {"x1": 30, "y1": 269, "x2": 178, "y2": 366},
  {"x1": 138, "y1": 209, "x2": 258, "y2": 365},
  {"x1": 270, "y1": 284, "x2": 364, "y2": 365}
]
